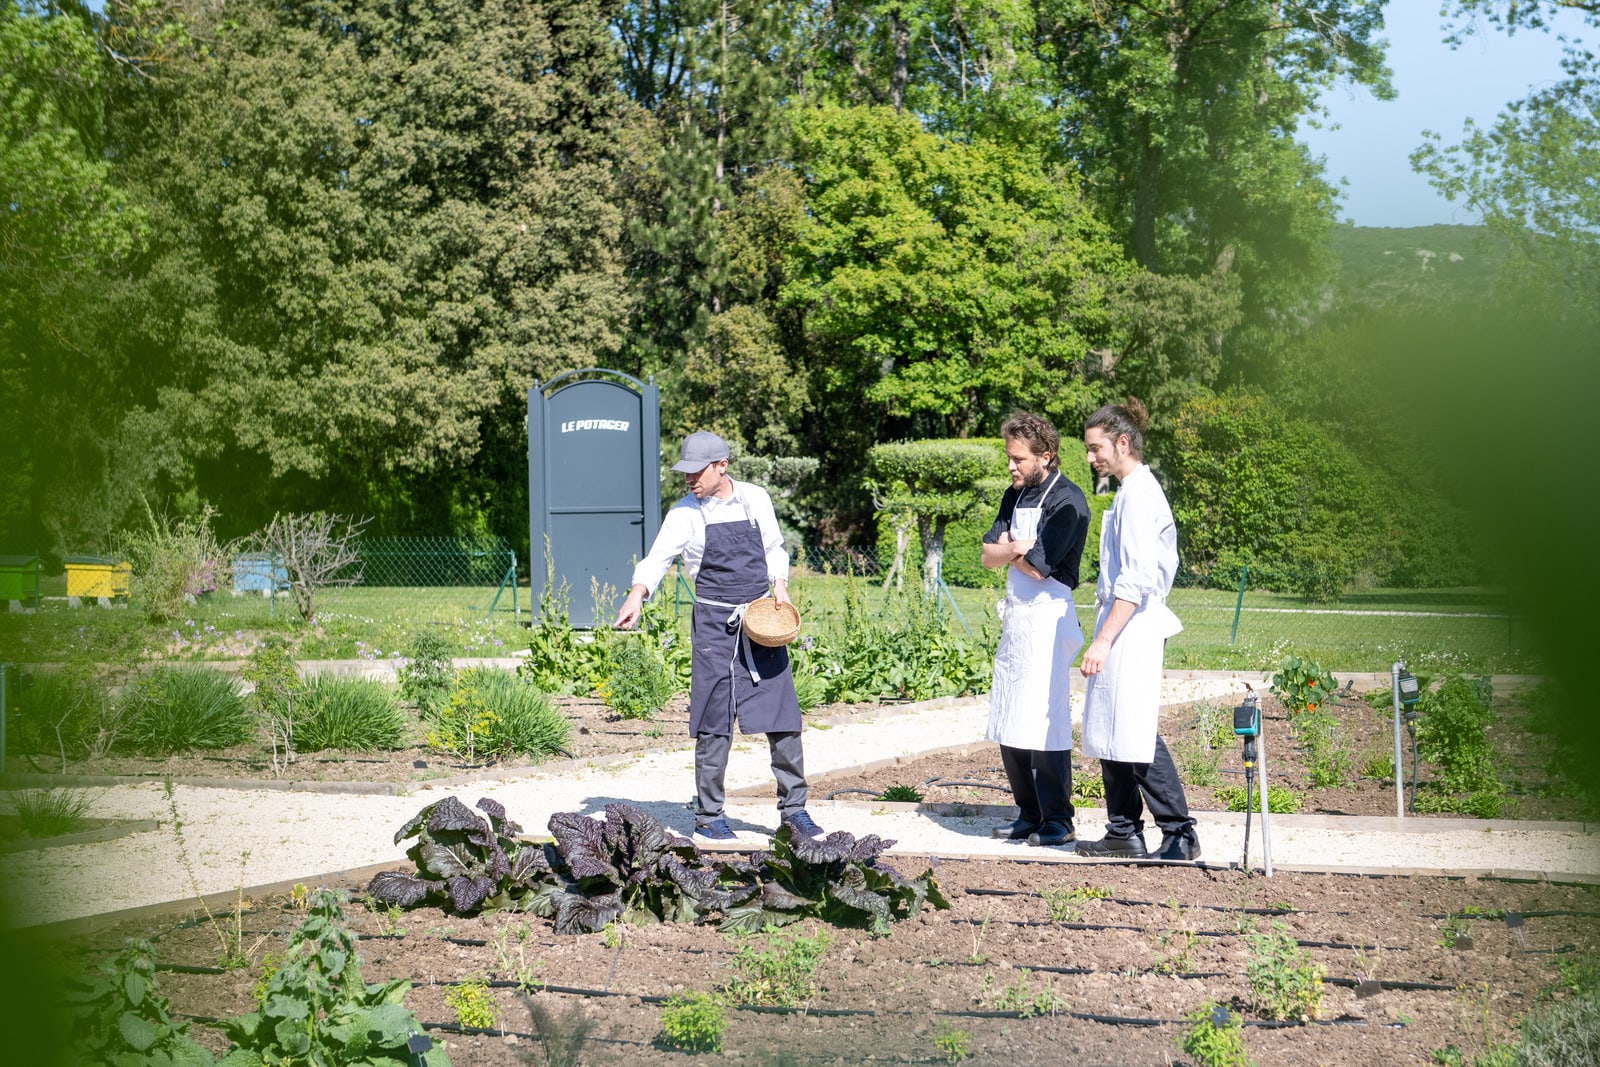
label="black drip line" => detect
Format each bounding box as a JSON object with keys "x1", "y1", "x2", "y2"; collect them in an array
[
  {"x1": 407, "y1": 980, "x2": 1384, "y2": 1029},
  {"x1": 923, "y1": 958, "x2": 1456, "y2": 992},
  {"x1": 965, "y1": 887, "x2": 1317, "y2": 915},
  {"x1": 947, "y1": 916, "x2": 1393, "y2": 950}
]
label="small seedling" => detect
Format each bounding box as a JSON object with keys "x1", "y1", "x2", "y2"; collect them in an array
[
  {"x1": 724, "y1": 927, "x2": 830, "y2": 1008},
  {"x1": 1040, "y1": 882, "x2": 1112, "y2": 923},
  {"x1": 1438, "y1": 914, "x2": 1475, "y2": 949},
  {"x1": 287, "y1": 882, "x2": 309, "y2": 912},
  {"x1": 1156, "y1": 929, "x2": 1200, "y2": 974},
  {"x1": 931, "y1": 1020, "x2": 973, "y2": 1063},
  {"x1": 968, "y1": 912, "x2": 993, "y2": 964},
  {"x1": 990, "y1": 968, "x2": 1064, "y2": 1018},
  {"x1": 658, "y1": 991, "x2": 726, "y2": 1053},
  {"x1": 602, "y1": 920, "x2": 626, "y2": 950},
  {"x1": 881, "y1": 784, "x2": 924, "y2": 803},
  {"x1": 492, "y1": 924, "x2": 545, "y2": 993},
  {"x1": 445, "y1": 979, "x2": 497, "y2": 1030}
]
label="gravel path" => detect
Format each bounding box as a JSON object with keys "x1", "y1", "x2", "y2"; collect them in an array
[{"x1": 4, "y1": 672, "x2": 1595, "y2": 928}]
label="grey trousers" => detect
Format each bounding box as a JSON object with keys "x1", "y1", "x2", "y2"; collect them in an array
[{"x1": 695, "y1": 731, "x2": 807, "y2": 827}]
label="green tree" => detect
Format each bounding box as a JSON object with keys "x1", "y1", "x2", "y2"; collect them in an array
[
  {"x1": 1035, "y1": 0, "x2": 1391, "y2": 381},
  {"x1": 867, "y1": 439, "x2": 1005, "y2": 591},
  {"x1": 1415, "y1": 2, "x2": 1600, "y2": 302},
  {"x1": 84, "y1": 0, "x2": 628, "y2": 542},
  {"x1": 0, "y1": 0, "x2": 146, "y2": 551}
]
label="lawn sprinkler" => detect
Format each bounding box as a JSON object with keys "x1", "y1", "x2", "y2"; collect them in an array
[
  {"x1": 1391, "y1": 662, "x2": 1422, "y2": 818},
  {"x1": 1234, "y1": 689, "x2": 1272, "y2": 876}
]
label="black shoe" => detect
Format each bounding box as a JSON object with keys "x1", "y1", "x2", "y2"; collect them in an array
[
  {"x1": 1074, "y1": 834, "x2": 1148, "y2": 858},
  {"x1": 991, "y1": 819, "x2": 1041, "y2": 841},
  {"x1": 1026, "y1": 821, "x2": 1076, "y2": 847},
  {"x1": 1156, "y1": 833, "x2": 1202, "y2": 861}
]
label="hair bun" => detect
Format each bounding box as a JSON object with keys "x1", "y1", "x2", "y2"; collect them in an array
[{"x1": 1123, "y1": 396, "x2": 1150, "y2": 431}]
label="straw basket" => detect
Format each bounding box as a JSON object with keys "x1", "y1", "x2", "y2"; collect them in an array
[{"x1": 743, "y1": 598, "x2": 801, "y2": 647}]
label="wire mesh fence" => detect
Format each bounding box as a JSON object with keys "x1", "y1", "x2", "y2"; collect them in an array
[
  {"x1": 789, "y1": 544, "x2": 1529, "y2": 674},
  {"x1": 281, "y1": 536, "x2": 523, "y2": 627}
]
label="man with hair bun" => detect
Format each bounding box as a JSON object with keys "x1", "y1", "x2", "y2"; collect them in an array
[
  {"x1": 980, "y1": 412, "x2": 1091, "y2": 847},
  {"x1": 1074, "y1": 398, "x2": 1201, "y2": 862}
]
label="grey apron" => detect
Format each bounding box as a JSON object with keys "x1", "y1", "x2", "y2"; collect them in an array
[{"x1": 688, "y1": 496, "x2": 802, "y2": 737}]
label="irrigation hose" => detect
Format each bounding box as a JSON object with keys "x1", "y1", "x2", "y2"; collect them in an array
[{"x1": 1242, "y1": 761, "x2": 1255, "y2": 873}]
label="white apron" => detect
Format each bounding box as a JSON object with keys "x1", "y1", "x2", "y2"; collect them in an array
[
  {"x1": 1080, "y1": 507, "x2": 1183, "y2": 764},
  {"x1": 986, "y1": 474, "x2": 1082, "y2": 750}
]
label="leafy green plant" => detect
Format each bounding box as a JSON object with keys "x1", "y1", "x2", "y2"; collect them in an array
[
  {"x1": 1269, "y1": 655, "x2": 1337, "y2": 715},
  {"x1": 368, "y1": 796, "x2": 557, "y2": 916},
  {"x1": 296, "y1": 676, "x2": 407, "y2": 752},
  {"x1": 724, "y1": 926, "x2": 830, "y2": 1008},
  {"x1": 597, "y1": 638, "x2": 679, "y2": 720},
  {"x1": 1417, "y1": 675, "x2": 1502, "y2": 795},
  {"x1": 1156, "y1": 928, "x2": 1200, "y2": 974},
  {"x1": 1175, "y1": 738, "x2": 1223, "y2": 787},
  {"x1": 12, "y1": 787, "x2": 92, "y2": 838},
  {"x1": 1194, "y1": 701, "x2": 1235, "y2": 749},
  {"x1": 519, "y1": 547, "x2": 612, "y2": 695},
  {"x1": 720, "y1": 824, "x2": 950, "y2": 934},
  {"x1": 1245, "y1": 923, "x2": 1325, "y2": 1022},
  {"x1": 241, "y1": 638, "x2": 302, "y2": 775},
  {"x1": 120, "y1": 498, "x2": 228, "y2": 623},
  {"x1": 429, "y1": 667, "x2": 569, "y2": 762},
  {"x1": 1438, "y1": 913, "x2": 1475, "y2": 949},
  {"x1": 1293, "y1": 709, "x2": 1353, "y2": 788},
  {"x1": 1361, "y1": 749, "x2": 1395, "y2": 780},
  {"x1": 121, "y1": 667, "x2": 252, "y2": 754},
  {"x1": 217, "y1": 888, "x2": 451, "y2": 1066},
  {"x1": 931, "y1": 1021, "x2": 972, "y2": 1063},
  {"x1": 987, "y1": 968, "x2": 1064, "y2": 1017},
  {"x1": 65, "y1": 938, "x2": 216, "y2": 1067},
  {"x1": 1215, "y1": 783, "x2": 1302, "y2": 814},
  {"x1": 880, "y1": 784, "x2": 924, "y2": 803},
  {"x1": 445, "y1": 979, "x2": 497, "y2": 1030},
  {"x1": 1180, "y1": 1001, "x2": 1252, "y2": 1067},
  {"x1": 397, "y1": 630, "x2": 455, "y2": 713},
  {"x1": 658, "y1": 991, "x2": 726, "y2": 1053},
  {"x1": 1518, "y1": 985, "x2": 1600, "y2": 1067},
  {"x1": 1072, "y1": 771, "x2": 1106, "y2": 800},
  {"x1": 8, "y1": 665, "x2": 110, "y2": 765},
  {"x1": 1040, "y1": 882, "x2": 1112, "y2": 923}
]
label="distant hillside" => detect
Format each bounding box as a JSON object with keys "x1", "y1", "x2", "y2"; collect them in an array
[{"x1": 1327, "y1": 223, "x2": 1514, "y2": 311}]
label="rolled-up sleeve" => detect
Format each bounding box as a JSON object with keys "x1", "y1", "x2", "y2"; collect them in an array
[
  {"x1": 1110, "y1": 485, "x2": 1174, "y2": 604},
  {"x1": 631, "y1": 503, "x2": 698, "y2": 595},
  {"x1": 753, "y1": 489, "x2": 789, "y2": 582}
]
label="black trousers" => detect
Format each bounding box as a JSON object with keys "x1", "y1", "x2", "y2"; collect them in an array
[
  {"x1": 1099, "y1": 736, "x2": 1197, "y2": 842},
  {"x1": 999, "y1": 745, "x2": 1074, "y2": 827}
]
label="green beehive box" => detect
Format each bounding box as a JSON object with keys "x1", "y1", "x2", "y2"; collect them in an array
[{"x1": 0, "y1": 555, "x2": 41, "y2": 604}]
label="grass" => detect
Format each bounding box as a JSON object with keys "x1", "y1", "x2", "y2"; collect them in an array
[
  {"x1": 121, "y1": 667, "x2": 253, "y2": 754},
  {"x1": 11, "y1": 788, "x2": 93, "y2": 838},
  {"x1": 3, "y1": 570, "x2": 1535, "y2": 674},
  {"x1": 295, "y1": 676, "x2": 408, "y2": 752}
]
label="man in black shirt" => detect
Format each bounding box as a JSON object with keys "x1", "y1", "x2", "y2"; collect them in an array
[{"x1": 979, "y1": 412, "x2": 1091, "y2": 848}]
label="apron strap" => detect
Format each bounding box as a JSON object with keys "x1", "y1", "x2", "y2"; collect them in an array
[{"x1": 698, "y1": 596, "x2": 764, "y2": 686}]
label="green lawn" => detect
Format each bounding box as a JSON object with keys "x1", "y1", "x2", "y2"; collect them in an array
[{"x1": 1, "y1": 568, "x2": 1536, "y2": 674}]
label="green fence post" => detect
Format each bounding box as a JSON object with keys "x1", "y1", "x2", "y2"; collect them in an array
[
  {"x1": 1229, "y1": 563, "x2": 1248, "y2": 645},
  {"x1": 512, "y1": 553, "x2": 519, "y2": 624}
]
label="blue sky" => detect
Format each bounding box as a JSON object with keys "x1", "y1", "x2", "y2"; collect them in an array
[{"x1": 1300, "y1": 4, "x2": 1581, "y2": 228}]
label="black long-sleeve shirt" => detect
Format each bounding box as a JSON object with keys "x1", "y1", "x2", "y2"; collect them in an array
[{"x1": 981, "y1": 472, "x2": 1091, "y2": 589}]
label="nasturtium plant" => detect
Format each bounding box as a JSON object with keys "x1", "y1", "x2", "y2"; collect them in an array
[{"x1": 1269, "y1": 655, "x2": 1337, "y2": 714}]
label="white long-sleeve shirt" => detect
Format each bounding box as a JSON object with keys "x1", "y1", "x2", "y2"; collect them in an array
[
  {"x1": 630, "y1": 480, "x2": 789, "y2": 596},
  {"x1": 1096, "y1": 464, "x2": 1178, "y2": 608}
]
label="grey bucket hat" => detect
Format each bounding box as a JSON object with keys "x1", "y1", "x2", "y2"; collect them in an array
[{"x1": 671, "y1": 431, "x2": 731, "y2": 473}]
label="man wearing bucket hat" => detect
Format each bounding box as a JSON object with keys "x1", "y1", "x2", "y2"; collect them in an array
[{"x1": 615, "y1": 431, "x2": 822, "y2": 842}]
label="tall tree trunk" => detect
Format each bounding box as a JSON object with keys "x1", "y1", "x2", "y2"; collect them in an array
[
  {"x1": 891, "y1": 8, "x2": 909, "y2": 111},
  {"x1": 1132, "y1": 113, "x2": 1161, "y2": 267}
]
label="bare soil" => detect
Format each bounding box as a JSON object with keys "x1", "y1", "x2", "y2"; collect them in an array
[
  {"x1": 58, "y1": 856, "x2": 1600, "y2": 1065},
  {"x1": 804, "y1": 689, "x2": 1592, "y2": 824}
]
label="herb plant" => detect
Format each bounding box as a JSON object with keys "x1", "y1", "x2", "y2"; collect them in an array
[
  {"x1": 1245, "y1": 923, "x2": 1325, "y2": 1022},
  {"x1": 1215, "y1": 783, "x2": 1303, "y2": 814},
  {"x1": 723, "y1": 927, "x2": 831, "y2": 1007},
  {"x1": 397, "y1": 630, "x2": 455, "y2": 712},
  {"x1": 1269, "y1": 655, "x2": 1337, "y2": 715},
  {"x1": 597, "y1": 639, "x2": 679, "y2": 720},
  {"x1": 217, "y1": 888, "x2": 451, "y2": 1066},
  {"x1": 931, "y1": 1021, "x2": 973, "y2": 1063},
  {"x1": 65, "y1": 939, "x2": 216, "y2": 1067},
  {"x1": 1180, "y1": 1001, "x2": 1253, "y2": 1067},
  {"x1": 444, "y1": 980, "x2": 497, "y2": 1030},
  {"x1": 657, "y1": 991, "x2": 726, "y2": 1053}
]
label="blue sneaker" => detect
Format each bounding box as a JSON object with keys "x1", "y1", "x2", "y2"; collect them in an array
[
  {"x1": 783, "y1": 810, "x2": 825, "y2": 838},
  {"x1": 694, "y1": 818, "x2": 737, "y2": 841}
]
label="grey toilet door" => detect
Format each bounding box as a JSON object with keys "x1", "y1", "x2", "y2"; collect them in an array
[{"x1": 528, "y1": 371, "x2": 661, "y2": 628}]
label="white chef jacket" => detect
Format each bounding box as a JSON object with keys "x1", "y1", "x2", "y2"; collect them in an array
[
  {"x1": 1080, "y1": 464, "x2": 1183, "y2": 763},
  {"x1": 630, "y1": 480, "x2": 788, "y2": 596}
]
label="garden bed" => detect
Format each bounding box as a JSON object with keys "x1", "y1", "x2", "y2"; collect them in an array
[
  {"x1": 53, "y1": 857, "x2": 1600, "y2": 1065},
  {"x1": 800, "y1": 687, "x2": 1592, "y2": 824}
]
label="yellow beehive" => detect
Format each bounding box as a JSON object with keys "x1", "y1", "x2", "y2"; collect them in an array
[{"x1": 65, "y1": 556, "x2": 132, "y2": 598}]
